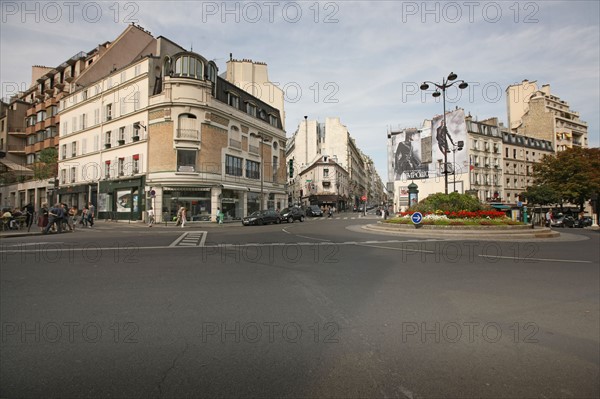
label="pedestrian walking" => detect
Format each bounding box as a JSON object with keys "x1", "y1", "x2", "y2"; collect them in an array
[
  {"x1": 176, "y1": 206, "x2": 184, "y2": 226},
  {"x1": 38, "y1": 203, "x2": 49, "y2": 232},
  {"x1": 181, "y1": 207, "x2": 187, "y2": 228},
  {"x1": 68, "y1": 205, "x2": 77, "y2": 231},
  {"x1": 147, "y1": 207, "x2": 155, "y2": 227},
  {"x1": 87, "y1": 202, "x2": 95, "y2": 227},
  {"x1": 217, "y1": 207, "x2": 223, "y2": 224},
  {"x1": 43, "y1": 203, "x2": 63, "y2": 234}
]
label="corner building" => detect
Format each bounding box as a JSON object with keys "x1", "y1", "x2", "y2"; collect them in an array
[
  {"x1": 148, "y1": 52, "x2": 286, "y2": 222},
  {"x1": 57, "y1": 27, "x2": 286, "y2": 223}
]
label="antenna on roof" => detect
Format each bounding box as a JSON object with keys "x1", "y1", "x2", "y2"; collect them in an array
[
  {"x1": 230, "y1": 53, "x2": 233, "y2": 61},
  {"x1": 190, "y1": 42, "x2": 193, "y2": 52}
]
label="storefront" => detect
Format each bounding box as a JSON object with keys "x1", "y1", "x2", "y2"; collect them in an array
[
  {"x1": 221, "y1": 189, "x2": 243, "y2": 221},
  {"x1": 161, "y1": 187, "x2": 213, "y2": 222},
  {"x1": 98, "y1": 176, "x2": 145, "y2": 220}
]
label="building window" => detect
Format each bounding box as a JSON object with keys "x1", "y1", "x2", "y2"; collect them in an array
[
  {"x1": 105, "y1": 161, "x2": 111, "y2": 178},
  {"x1": 71, "y1": 142, "x2": 77, "y2": 157},
  {"x1": 225, "y1": 154, "x2": 243, "y2": 176},
  {"x1": 60, "y1": 169, "x2": 66, "y2": 184},
  {"x1": 119, "y1": 127, "x2": 125, "y2": 144},
  {"x1": 246, "y1": 103, "x2": 257, "y2": 117},
  {"x1": 94, "y1": 109, "x2": 100, "y2": 125},
  {"x1": 26, "y1": 154, "x2": 35, "y2": 164},
  {"x1": 118, "y1": 158, "x2": 124, "y2": 176},
  {"x1": 61, "y1": 144, "x2": 67, "y2": 160},
  {"x1": 70, "y1": 167, "x2": 76, "y2": 183},
  {"x1": 105, "y1": 131, "x2": 112, "y2": 147},
  {"x1": 134, "y1": 65, "x2": 141, "y2": 76},
  {"x1": 177, "y1": 149, "x2": 197, "y2": 172},
  {"x1": 272, "y1": 155, "x2": 278, "y2": 182},
  {"x1": 323, "y1": 168, "x2": 329, "y2": 178},
  {"x1": 246, "y1": 160, "x2": 260, "y2": 179},
  {"x1": 132, "y1": 154, "x2": 140, "y2": 174},
  {"x1": 227, "y1": 92, "x2": 239, "y2": 109},
  {"x1": 105, "y1": 103, "x2": 112, "y2": 121},
  {"x1": 269, "y1": 114, "x2": 278, "y2": 127}
]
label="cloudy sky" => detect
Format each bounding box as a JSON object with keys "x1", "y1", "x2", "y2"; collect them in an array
[{"x1": 1, "y1": 1, "x2": 598, "y2": 178}]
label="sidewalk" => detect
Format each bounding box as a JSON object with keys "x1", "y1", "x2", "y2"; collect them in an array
[{"x1": 0, "y1": 219, "x2": 243, "y2": 238}]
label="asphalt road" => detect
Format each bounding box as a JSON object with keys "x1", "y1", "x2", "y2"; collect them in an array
[{"x1": 1, "y1": 216, "x2": 599, "y2": 398}]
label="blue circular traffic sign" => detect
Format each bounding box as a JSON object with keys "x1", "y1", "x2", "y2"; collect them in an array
[{"x1": 411, "y1": 212, "x2": 423, "y2": 224}]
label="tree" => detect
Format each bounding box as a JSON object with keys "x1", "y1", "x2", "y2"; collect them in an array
[
  {"x1": 520, "y1": 184, "x2": 560, "y2": 225},
  {"x1": 533, "y1": 147, "x2": 600, "y2": 212},
  {"x1": 33, "y1": 147, "x2": 58, "y2": 181}
]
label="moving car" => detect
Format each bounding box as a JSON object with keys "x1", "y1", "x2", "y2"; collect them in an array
[
  {"x1": 242, "y1": 210, "x2": 281, "y2": 226},
  {"x1": 280, "y1": 207, "x2": 305, "y2": 223},
  {"x1": 305, "y1": 205, "x2": 323, "y2": 217},
  {"x1": 581, "y1": 216, "x2": 593, "y2": 227},
  {"x1": 551, "y1": 215, "x2": 577, "y2": 228}
]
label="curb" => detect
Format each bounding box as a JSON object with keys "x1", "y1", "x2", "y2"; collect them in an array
[{"x1": 362, "y1": 222, "x2": 561, "y2": 240}]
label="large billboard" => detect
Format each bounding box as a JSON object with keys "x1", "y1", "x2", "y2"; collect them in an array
[
  {"x1": 431, "y1": 109, "x2": 468, "y2": 177},
  {"x1": 390, "y1": 129, "x2": 429, "y2": 180}
]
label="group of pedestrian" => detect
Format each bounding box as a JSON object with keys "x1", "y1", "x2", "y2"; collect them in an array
[{"x1": 39, "y1": 201, "x2": 95, "y2": 234}]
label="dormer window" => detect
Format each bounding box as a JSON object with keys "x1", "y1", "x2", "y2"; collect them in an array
[
  {"x1": 227, "y1": 92, "x2": 239, "y2": 108},
  {"x1": 246, "y1": 102, "x2": 257, "y2": 117},
  {"x1": 171, "y1": 53, "x2": 205, "y2": 80}
]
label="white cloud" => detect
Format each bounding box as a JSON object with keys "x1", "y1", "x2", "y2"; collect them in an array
[{"x1": 1, "y1": 0, "x2": 598, "y2": 179}]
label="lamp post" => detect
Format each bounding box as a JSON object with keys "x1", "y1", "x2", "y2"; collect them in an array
[
  {"x1": 420, "y1": 72, "x2": 468, "y2": 194},
  {"x1": 452, "y1": 140, "x2": 464, "y2": 192},
  {"x1": 251, "y1": 133, "x2": 270, "y2": 211}
]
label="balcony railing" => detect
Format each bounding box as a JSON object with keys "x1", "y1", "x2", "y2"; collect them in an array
[{"x1": 176, "y1": 129, "x2": 200, "y2": 140}]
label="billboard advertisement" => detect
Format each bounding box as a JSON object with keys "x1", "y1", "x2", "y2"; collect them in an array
[
  {"x1": 431, "y1": 109, "x2": 468, "y2": 177},
  {"x1": 390, "y1": 129, "x2": 429, "y2": 180}
]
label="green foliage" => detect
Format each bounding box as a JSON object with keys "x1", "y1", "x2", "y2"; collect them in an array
[
  {"x1": 33, "y1": 147, "x2": 58, "y2": 181},
  {"x1": 533, "y1": 147, "x2": 600, "y2": 211},
  {"x1": 520, "y1": 184, "x2": 560, "y2": 206},
  {"x1": 409, "y1": 192, "x2": 489, "y2": 213}
]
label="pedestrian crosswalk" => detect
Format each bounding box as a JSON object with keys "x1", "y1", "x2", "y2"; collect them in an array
[{"x1": 169, "y1": 231, "x2": 207, "y2": 247}]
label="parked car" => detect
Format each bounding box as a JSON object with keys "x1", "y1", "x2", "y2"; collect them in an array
[
  {"x1": 305, "y1": 205, "x2": 323, "y2": 217},
  {"x1": 280, "y1": 207, "x2": 305, "y2": 223},
  {"x1": 581, "y1": 216, "x2": 593, "y2": 227},
  {"x1": 551, "y1": 215, "x2": 577, "y2": 228},
  {"x1": 242, "y1": 210, "x2": 281, "y2": 226}
]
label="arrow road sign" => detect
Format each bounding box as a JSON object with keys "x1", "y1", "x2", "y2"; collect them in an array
[{"x1": 411, "y1": 212, "x2": 423, "y2": 224}]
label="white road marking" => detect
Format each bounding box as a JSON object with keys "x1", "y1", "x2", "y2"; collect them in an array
[{"x1": 478, "y1": 255, "x2": 592, "y2": 263}]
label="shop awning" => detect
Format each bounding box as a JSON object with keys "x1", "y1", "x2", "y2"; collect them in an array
[
  {"x1": 0, "y1": 159, "x2": 34, "y2": 174},
  {"x1": 490, "y1": 203, "x2": 511, "y2": 210},
  {"x1": 220, "y1": 184, "x2": 250, "y2": 191}
]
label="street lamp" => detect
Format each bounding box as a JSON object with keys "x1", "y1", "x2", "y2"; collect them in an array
[
  {"x1": 250, "y1": 133, "x2": 270, "y2": 211},
  {"x1": 420, "y1": 72, "x2": 468, "y2": 194},
  {"x1": 452, "y1": 140, "x2": 464, "y2": 192}
]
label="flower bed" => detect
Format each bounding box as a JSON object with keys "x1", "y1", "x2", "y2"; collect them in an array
[{"x1": 387, "y1": 210, "x2": 523, "y2": 226}]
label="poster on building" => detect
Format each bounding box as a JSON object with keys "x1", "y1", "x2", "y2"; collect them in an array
[
  {"x1": 97, "y1": 193, "x2": 110, "y2": 212},
  {"x1": 391, "y1": 129, "x2": 429, "y2": 180},
  {"x1": 431, "y1": 109, "x2": 468, "y2": 177},
  {"x1": 116, "y1": 189, "x2": 132, "y2": 212}
]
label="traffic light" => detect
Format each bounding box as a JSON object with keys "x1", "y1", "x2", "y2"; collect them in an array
[{"x1": 288, "y1": 159, "x2": 294, "y2": 178}]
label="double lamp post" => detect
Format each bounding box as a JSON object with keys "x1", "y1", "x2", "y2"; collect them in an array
[{"x1": 420, "y1": 72, "x2": 468, "y2": 194}]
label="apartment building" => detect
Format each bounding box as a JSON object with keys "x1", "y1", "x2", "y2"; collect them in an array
[
  {"x1": 297, "y1": 155, "x2": 350, "y2": 210},
  {"x1": 506, "y1": 80, "x2": 588, "y2": 151},
  {"x1": 502, "y1": 130, "x2": 554, "y2": 204},
  {"x1": 57, "y1": 30, "x2": 286, "y2": 222},
  {"x1": 466, "y1": 116, "x2": 504, "y2": 203},
  {"x1": 0, "y1": 24, "x2": 157, "y2": 210},
  {"x1": 286, "y1": 117, "x2": 371, "y2": 208}
]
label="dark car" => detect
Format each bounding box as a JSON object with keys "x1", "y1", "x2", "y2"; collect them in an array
[
  {"x1": 581, "y1": 216, "x2": 593, "y2": 227},
  {"x1": 551, "y1": 215, "x2": 577, "y2": 228},
  {"x1": 280, "y1": 207, "x2": 305, "y2": 223},
  {"x1": 242, "y1": 210, "x2": 281, "y2": 226},
  {"x1": 305, "y1": 205, "x2": 323, "y2": 217}
]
